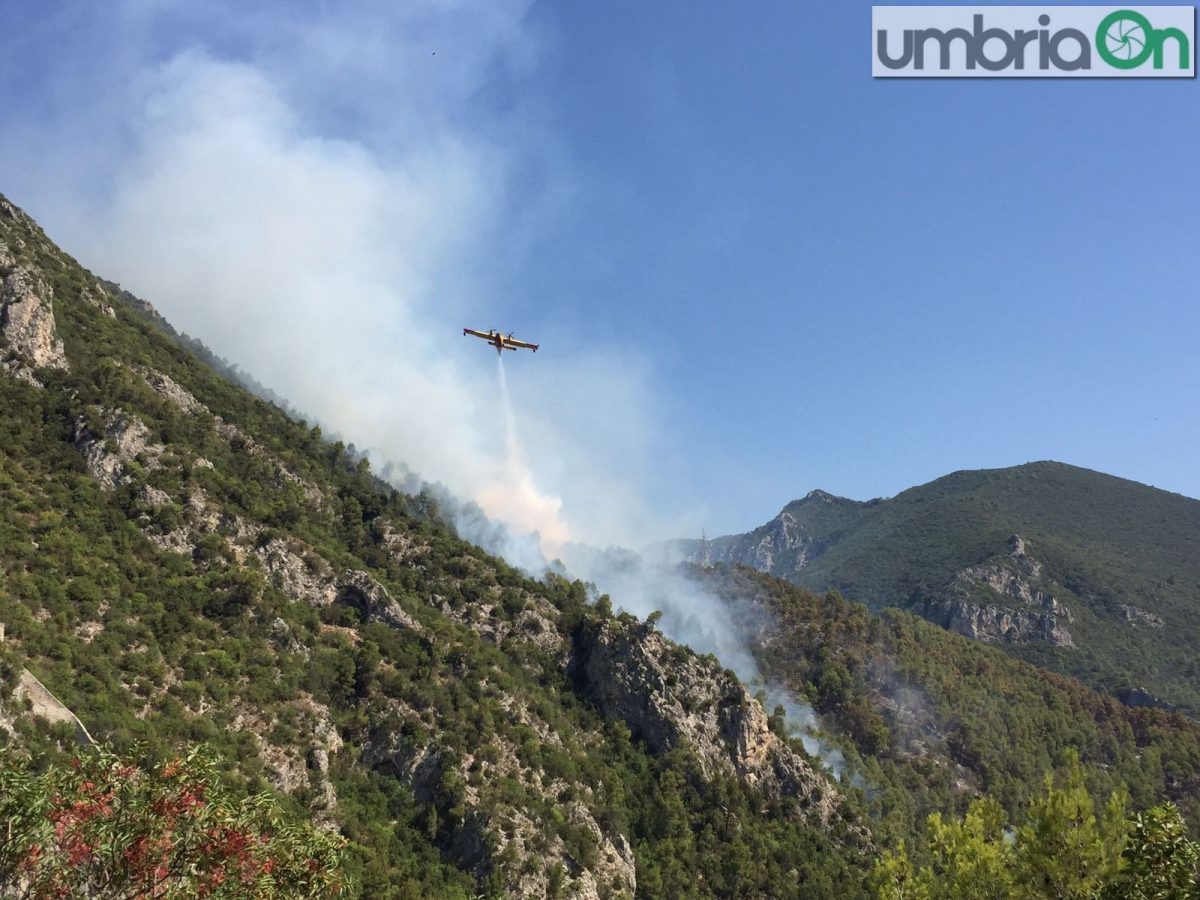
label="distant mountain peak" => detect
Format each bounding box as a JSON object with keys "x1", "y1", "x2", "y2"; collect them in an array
[{"x1": 800, "y1": 489, "x2": 839, "y2": 503}]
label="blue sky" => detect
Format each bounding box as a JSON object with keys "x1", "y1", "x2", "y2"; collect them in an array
[
  {"x1": 1, "y1": 1, "x2": 1197, "y2": 542},
  {"x1": 522, "y1": 2, "x2": 1200, "y2": 522}
]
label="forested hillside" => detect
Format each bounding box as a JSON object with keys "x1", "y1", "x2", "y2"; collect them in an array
[
  {"x1": 695, "y1": 566, "x2": 1200, "y2": 850},
  {"x1": 674, "y1": 464, "x2": 1200, "y2": 714}
]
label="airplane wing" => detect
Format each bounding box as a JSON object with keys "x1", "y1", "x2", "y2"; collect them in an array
[{"x1": 464, "y1": 328, "x2": 538, "y2": 353}]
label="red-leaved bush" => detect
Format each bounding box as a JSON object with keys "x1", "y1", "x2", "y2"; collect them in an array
[{"x1": 0, "y1": 746, "x2": 346, "y2": 898}]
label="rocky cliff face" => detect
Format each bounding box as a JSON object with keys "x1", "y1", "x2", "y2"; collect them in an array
[
  {"x1": 0, "y1": 232, "x2": 70, "y2": 383},
  {"x1": 71, "y1": 409, "x2": 164, "y2": 489},
  {"x1": 8, "y1": 668, "x2": 94, "y2": 747},
  {"x1": 675, "y1": 490, "x2": 861, "y2": 579},
  {"x1": 363, "y1": 721, "x2": 638, "y2": 900},
  {"x1": 919, "y1": 535, "x2": 1074, "y2": 648},
  {"x1": 572, "y1": 618, "x2": 844, "y2": 828},
  {"x1": 1, "y1": 266, "x2": 69, "y2": 370},
  {"x1": 716, "y1": 510, "x2": 811, "y2": 572},
  {"x1": 359, "y1": 603, "x2": 863, "y2": 896},
  {"x1": 917, "y1": 596, "x2": 1072, "y2": 647},
  {"x1": 1121, "y1": 604, "x2": 1165, "y2": 629}
]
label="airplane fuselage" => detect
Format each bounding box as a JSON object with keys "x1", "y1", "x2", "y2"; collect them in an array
[{"x1": 463, "y1": 327, "x2": 538, "y2": 355}]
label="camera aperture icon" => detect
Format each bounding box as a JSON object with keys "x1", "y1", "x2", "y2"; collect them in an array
[
  {"x1": 1106, "y1": 14, "x2": 1147, "y2": 59},
  {"x1": 1097, "y1": 10, "x2": 1156, "y2": 67}
]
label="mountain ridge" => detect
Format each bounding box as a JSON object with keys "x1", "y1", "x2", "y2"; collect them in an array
[{"x1": 673, "y1": 461, "x2": 1200, "y2": 715}]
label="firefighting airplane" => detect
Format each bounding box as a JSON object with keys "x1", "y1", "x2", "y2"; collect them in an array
[{"x1": 463, "y1": 328, "x2": 539, "y2": 356}]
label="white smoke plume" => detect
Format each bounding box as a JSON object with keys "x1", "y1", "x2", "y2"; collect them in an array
[
  {"x1": 456, "y1": 361, "x2": 854, "y2": 780},
  {"x1": 763, "y1": 687, "x2": 848, "y2": 780},
  {"x1": 557, "y1": 543, "x2": 852, "y2": 780},
  {"x1": 475, "y1": 356, "x2": 570, "y2": 552}
]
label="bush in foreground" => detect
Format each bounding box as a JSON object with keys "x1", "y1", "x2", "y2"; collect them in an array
[
  {"x1": 0, "y1": 745, "x2": 347, "y2": 898},
  {"x1": 872, "y1": 752, "x2": 1200, "y2": 899}
]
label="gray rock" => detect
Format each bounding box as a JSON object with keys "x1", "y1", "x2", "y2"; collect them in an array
[
  {"x1": 1, "y1": 265, "x2": 69, "y2": 373},
  {"x1": 572, "y1": 618, "x2": 844, "y2": 828},
  {"x1": 1121, "y1": 604, "x2": 1165, "y2": 629},
  {"x1": 136, "y1": 366, "x2": 206, "y2": 414},
  {"x1": 363, "y1": 723, "x2": 637, "y2": 898},
  {"x1": 13, "y1": 668, "x2": 94, "y2": 746},
  {"x1": 71, "y1": 409, "x2": 163, "y2": 489},
  {"x1": 80, "y1": 283, "x2": 116, "y2": 318},
  {"x1": 923, "y1": 535, "x2": 1075, "y2": 648},
  {"x1": 1118, "y1": 687, "x2": 1179, "y2": 711},
  {"x1": 669, "y1": 489, "x2": 857, "y2": 578},
  {"x1": 307, "y1": 745, "x2": 330, "y2": 773},
  {"x1": 335, "y1": 569, "x2": 423, "y2": 632},
  {"x1": 918, "y1": 596, "x2": 1074, "y2": 648}
]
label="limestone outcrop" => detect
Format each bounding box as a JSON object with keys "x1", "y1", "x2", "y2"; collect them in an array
[
  {"x1": 71, "y1": 409, "x2": 164, "y2": 489},
  {"x1": 572, "y1": 618, "x2": 843, "y2": 827},
  {"x1": 923, "y1": 535, "x2": 1074, "y2": 648},
  {"x1": 364, "y1": 712, "x2": 637, "y2": 899},
  {"x1": 0, "y1": 243, "x2": 69, "y2": 382}
]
